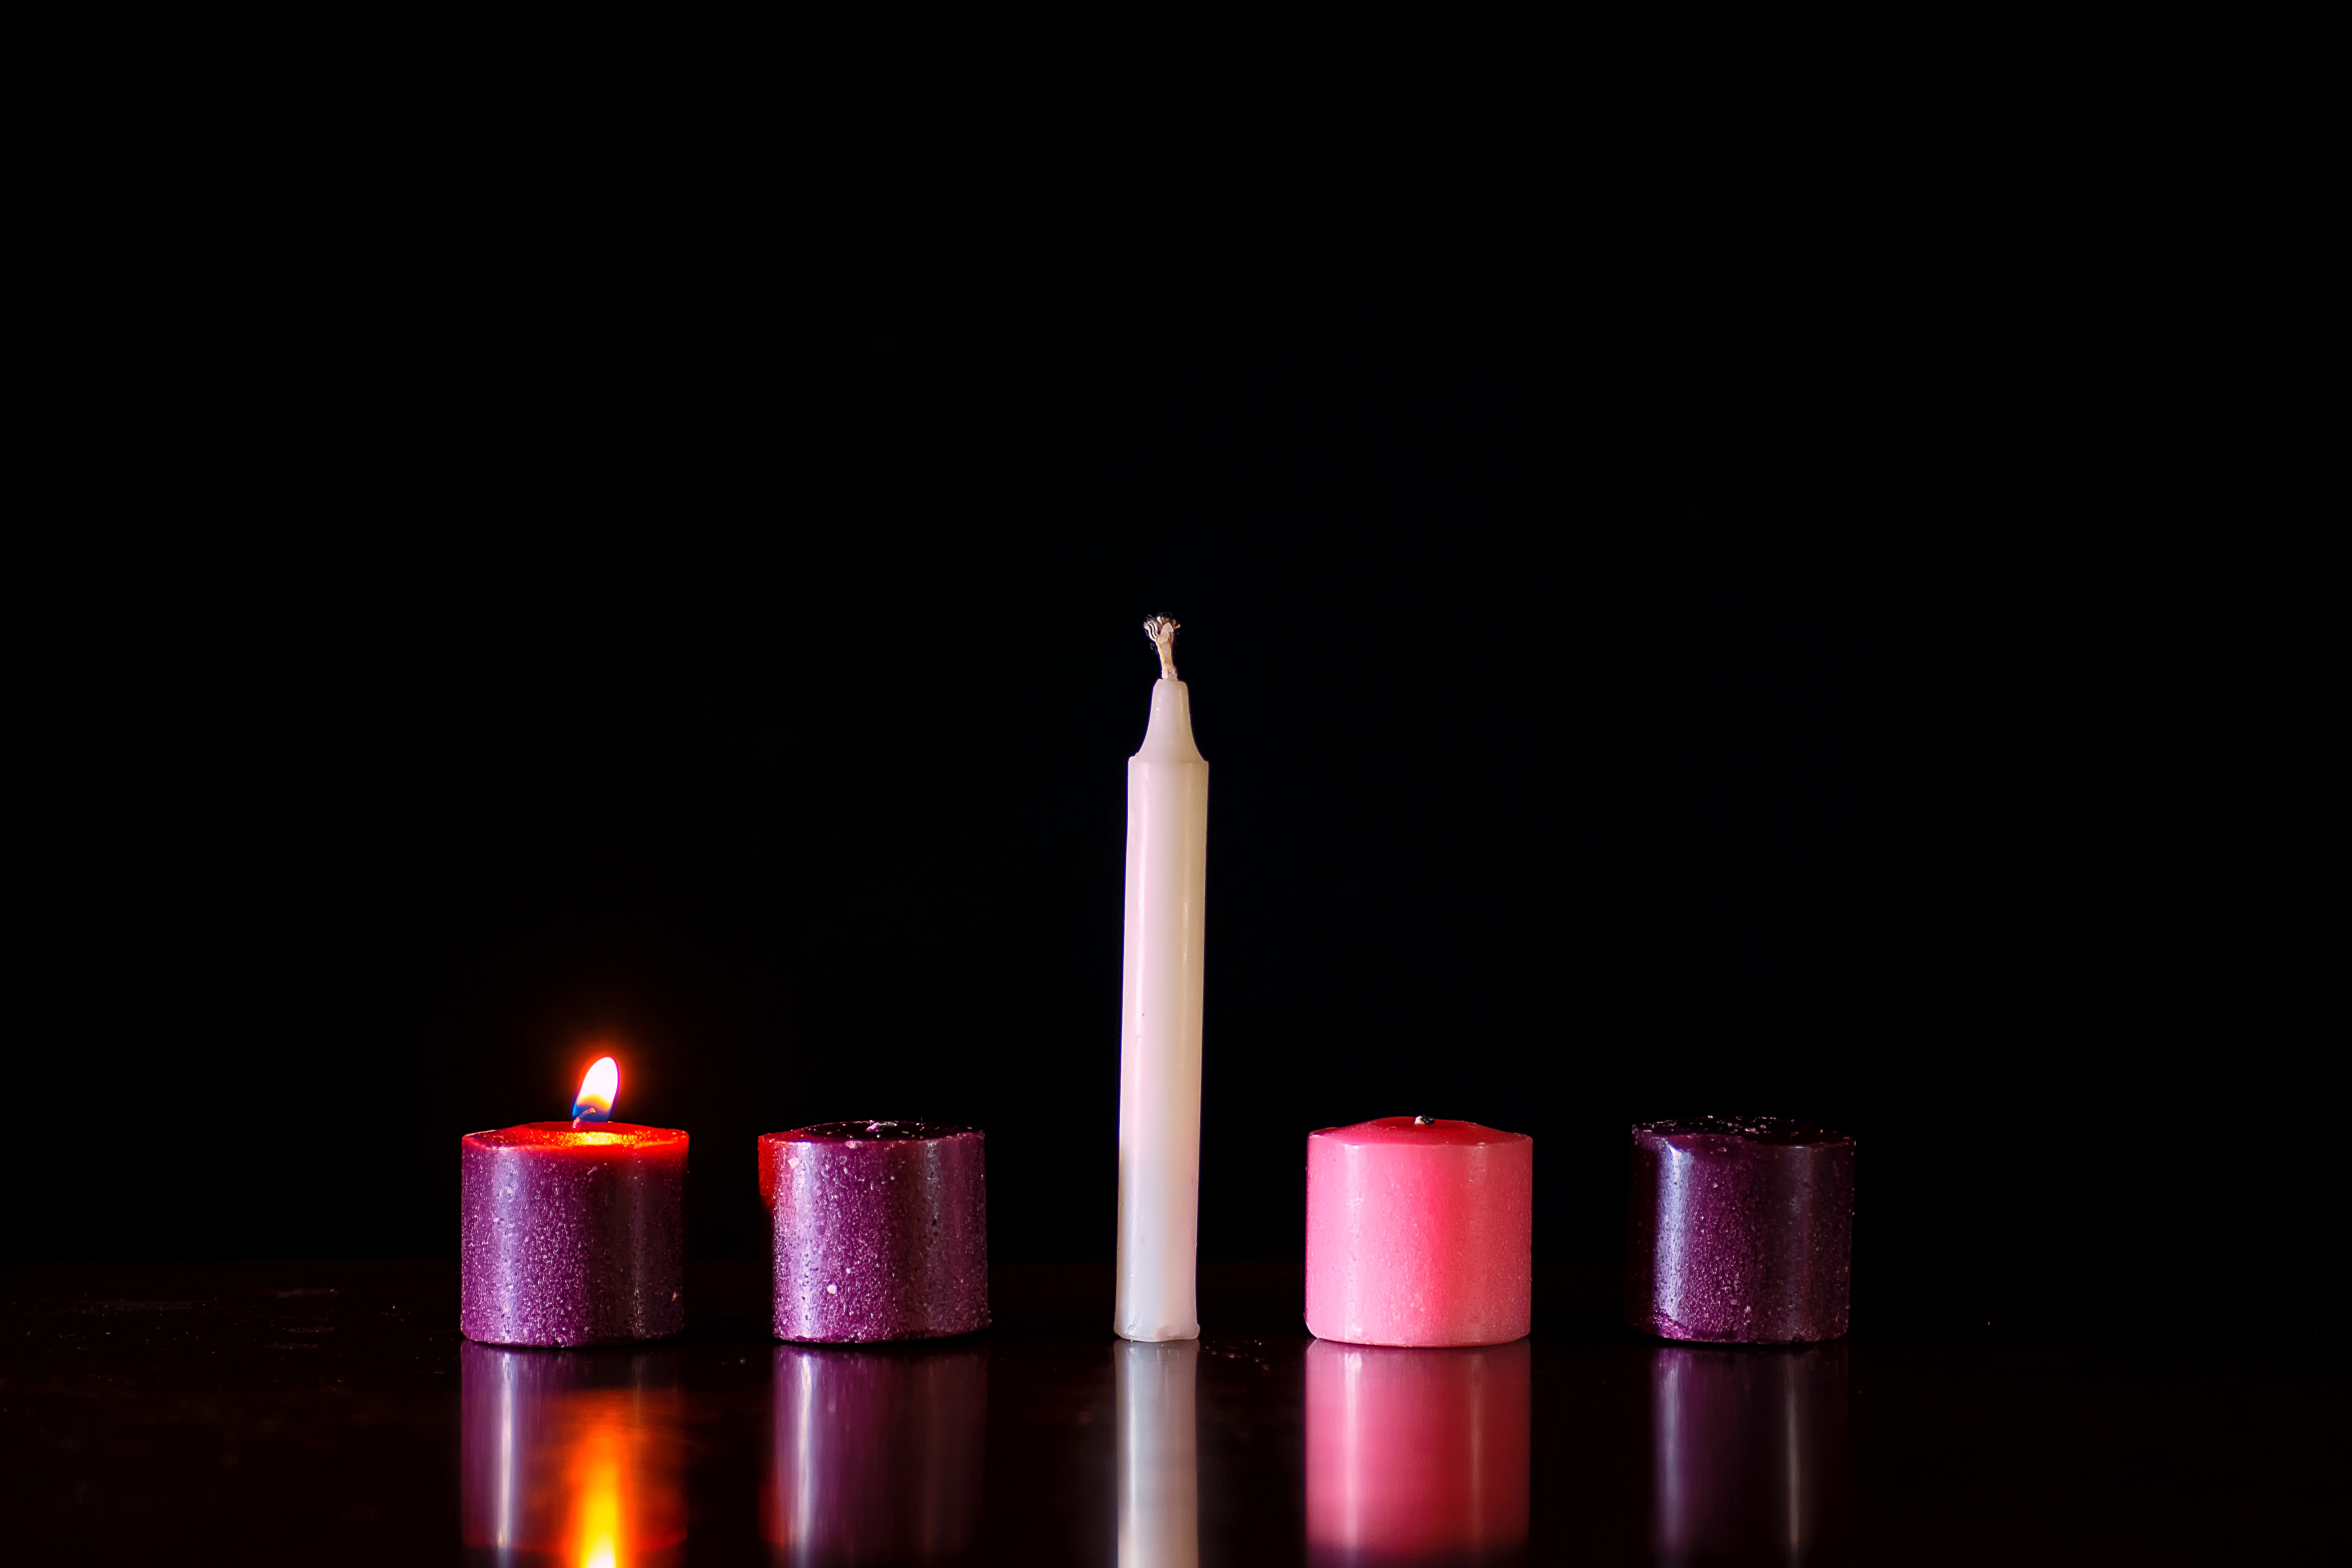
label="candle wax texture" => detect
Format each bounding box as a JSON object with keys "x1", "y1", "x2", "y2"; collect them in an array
[
  {"x1": 1624, "y1": 1116, "x2": 1855, "y2": 1343},
  {"x1": 1115, "y1": 677, "x2": 1209, "y2": 1342},
  {"x1": 1304, "y1": 1117, "x2": 1533, "y2": 1347},
  {"x1": 761, "y1": 1122, "x2": 989, "y2": 1342},
  {"x1": 1306, "y1": 1338, "x2": 1531, "y2": 1565},
  {"x1": 460, "y1": 1122, "x2": 688, "y2": 1347}
]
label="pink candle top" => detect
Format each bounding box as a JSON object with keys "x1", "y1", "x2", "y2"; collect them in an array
[{"x1": 1304, "y1": 1116, "x2": 1533, "y2": 1348}]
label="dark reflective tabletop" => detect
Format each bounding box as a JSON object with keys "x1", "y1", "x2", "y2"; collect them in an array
[{"x1": 5, "y1": 1260, "x2": 2340, "y2": 1564}]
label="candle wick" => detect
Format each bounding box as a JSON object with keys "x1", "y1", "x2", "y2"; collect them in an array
[
  {"x1": 1143, "y1": 615, "x2": 1181, "y2": 681},
  {"x1": 1415, "y1": 1115, "x2": 1434, "y2": 1125}
]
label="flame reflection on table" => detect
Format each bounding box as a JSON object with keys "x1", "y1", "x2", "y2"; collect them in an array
[
  {"x1": 763, "y1": 1343, "x2": 987, "y2": 1567},
  {"x1": 1305, "y1": 1338, "x2": 1530, "y2": 1568},
  {"x1": 460, "y1": 1341, "x2": 686, "y2": 1568},
  {"x1": 1650, "y1": 1342, "x2": 1851, "y2": 1565},
  {"x1": 1115, "y1": 1339, "x2": 1200, "y2": 1568}
]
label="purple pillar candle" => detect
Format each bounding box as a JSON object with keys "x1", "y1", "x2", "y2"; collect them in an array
[
  {"x1": 760, "y1": 1121, "x2": 989, "y2": 1343},
  {"x1": 1624, "y1": 1117, "x2": 1854, "y2": 1344},
  {"x1": 460, "y1": 1122, "x2": 689, "y2": 1346}
]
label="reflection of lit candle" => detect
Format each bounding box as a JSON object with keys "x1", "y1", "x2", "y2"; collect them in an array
[
  {"x1": 1305, "y1": 1338, "x2": 1530, "y2": 1565},
  {"x1": 461, "y1": 1056, "x2": 689, "y2": 1346},
  {"x1": 1115, "y1": 1339, "x2": 1199, "y2": 1568},
  {"x1": 574, "y1": 1417, "x2": 623, "y2": 1568},
  {"x1": 459, "y1": 1340, "x2": 687, "y2": 1567},
  {"x1": 762, "y1": 1344, "x2": 987, "y2": 1564},
  {"x1": 1651, "y1": 1342, "x2": 1850, "y2": 1560}
]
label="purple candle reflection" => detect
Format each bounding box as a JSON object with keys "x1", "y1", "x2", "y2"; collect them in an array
[
  {"x1": 761, "y1": 1122, "x2": 988, "y2": 1343},
  {"x1": 1651, "y1": 1342, "x2": 1851, "y2": 1563},
  {"x1": 1625, "y1": 1117, "x2": 1854, "y2": 1344},
  {"x1": 460, "y1": 1340, "x2": 686, "y2": 1566},
  {"x1": 762, "y1": 1344, "x2": 986, "y2": 1565}
]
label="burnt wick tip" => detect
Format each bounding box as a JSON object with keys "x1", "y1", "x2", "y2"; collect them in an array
[
  {"x1": 1143, "y1": 615, "x2": 1180, "y2": 681},
  {"x1": 1414, "y1": 1114, "x2": 1435, "y2": 1126}
]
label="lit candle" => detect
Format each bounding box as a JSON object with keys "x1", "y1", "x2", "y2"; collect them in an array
[
  {"x1": 1115, "y1": 616, "x2": 1210, "y2": 1343},
  {"x1": 1304, "y1": 1116, "x2": 1533, "y2": 1347},
  {"x1": 460, "y1": 1055, "x2": 689, "y2": 1346}
]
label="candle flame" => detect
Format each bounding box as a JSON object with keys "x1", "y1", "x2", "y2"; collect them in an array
[{"x1": 572, "y1": 1056, "x2": 618, "y2": 1124}]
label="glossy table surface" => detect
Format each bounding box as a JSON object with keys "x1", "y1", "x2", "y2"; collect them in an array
[{"x1": 4, "y1": 1259, "x2": 2339, "y2": 1565}]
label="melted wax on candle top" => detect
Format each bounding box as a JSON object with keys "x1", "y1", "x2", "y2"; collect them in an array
[{"x1": 468, "y1": 1123, "x2": 685, "y2": 1151}]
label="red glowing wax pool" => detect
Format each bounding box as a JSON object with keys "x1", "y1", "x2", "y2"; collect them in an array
[
  {"x1": 460, "y1": 1057, "x2": 688, "y2": 1347},
  {"x1": 1305, "y1": 1116, "x2": 1533, "y2": 1348}
]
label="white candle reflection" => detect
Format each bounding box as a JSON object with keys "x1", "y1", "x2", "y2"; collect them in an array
[{"x1": 1114, "y1": 1339, "x2": 1200, "y2": 1568}]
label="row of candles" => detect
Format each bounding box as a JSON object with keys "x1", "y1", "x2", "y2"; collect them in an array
[
  {"x1": 465, "y1": 1336, "x2": 1848, "y2": 1563},
  {"x1": 460, "y1": 622, "x2": 1857, "y2": 1358}
]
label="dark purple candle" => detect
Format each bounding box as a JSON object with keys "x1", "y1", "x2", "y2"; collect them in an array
[
  {"x1": 1624, "y1": 1117, "x2": 1854, "y2": 1344},
  {"x1": 460, "y1": 1122, "x2": 688, "y2": 1346},
  {"x1": 760, "y1": 1121, "x2": 989, "y2": 1343}
]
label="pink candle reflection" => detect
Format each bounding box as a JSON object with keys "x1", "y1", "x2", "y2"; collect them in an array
[
  {"x1": 1306, "y1": 1338, "x2": 1530, "y2": 1567},
  {"x1": 763, "y1": 1344, "x2": 987, "y2": 1566},
  {"x1": 460, "y1": 1341, "x2": 686, "y2": 1568},
  {"x1": 1651, "y1": 1343, "x2": 1850, "y2": 1565}
]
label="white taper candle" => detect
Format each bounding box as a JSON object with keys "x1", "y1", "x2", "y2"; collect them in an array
[{"x1": 1115, "y1": 615, "x2": 1209, "y2": 1342}]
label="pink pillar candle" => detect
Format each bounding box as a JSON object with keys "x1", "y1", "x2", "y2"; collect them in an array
[{"x1": 1304, "y1": 1117, "x2": 1533, "y2": 1347}]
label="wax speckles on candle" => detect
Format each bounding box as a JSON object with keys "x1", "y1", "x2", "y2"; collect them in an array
[
  {"x1": 1624, "y1": 1116, "x2": 1855, "y2": 1345},
  {"x1": 460, "y1": 1059, "x2": 688, "y2": 1347},
  {"x1": 762, "y1": 1122, "x2": 988, "y2": 1343},
  {"x1": 1305, "y1": 1117, "x2": 1533, "y2": 1348}
]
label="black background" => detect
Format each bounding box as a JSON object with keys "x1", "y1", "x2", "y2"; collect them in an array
[{"x1": 33, "y1": 133, "x2": 2306, "y2": 1305}]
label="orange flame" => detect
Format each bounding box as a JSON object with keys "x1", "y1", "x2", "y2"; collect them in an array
[{"x1": 573, "y1": 1056, "x2": 619, "y2": 1122}]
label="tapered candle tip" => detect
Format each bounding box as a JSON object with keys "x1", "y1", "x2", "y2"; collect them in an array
[{"x1": 1142, "y1": 615, "x2": 1181, "y2": 681}]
